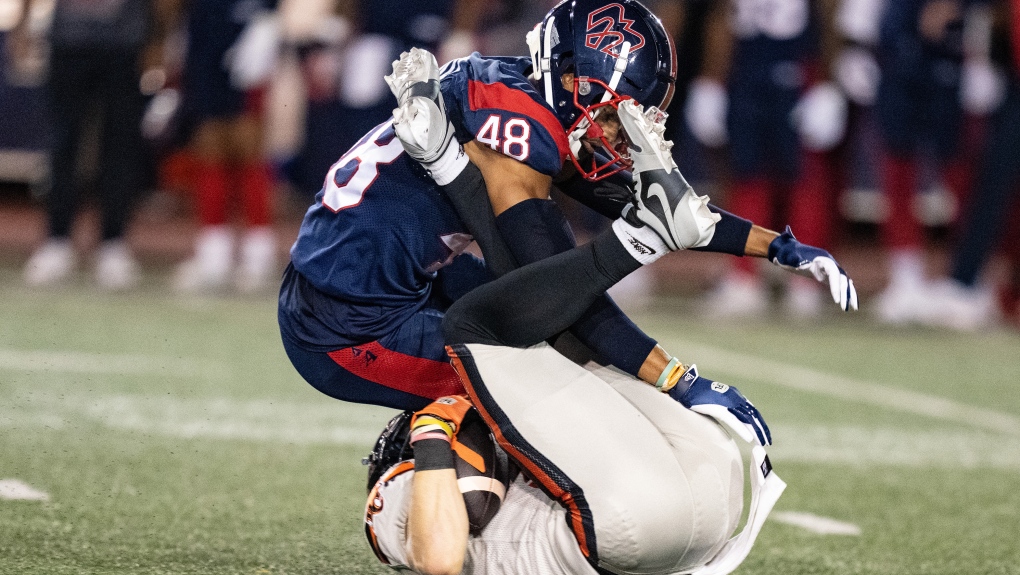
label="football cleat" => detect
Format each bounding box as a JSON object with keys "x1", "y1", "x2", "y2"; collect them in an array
[
  {"x1": 24, "y1": 239, "x2": 76, "y2": 287},
  {"x1": 617, "y1": 99, "x2": 719, "y2": 251},
  {"x1": 95, "y1": 240, "x2": 140, "y2": 291},
  {"x1": 384, "y1": 47, "x2": 441, "y2": 108},
  {"x1": 387, "y1": 48, "x2": 459, "y2": 171},
  {"x1": 391, "y1": 95, "x2": 457, "y2": 167}
]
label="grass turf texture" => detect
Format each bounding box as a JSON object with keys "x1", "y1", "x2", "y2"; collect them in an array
[{"x1": 2, "y1": 273, "x2": 1019, "y2": 574}]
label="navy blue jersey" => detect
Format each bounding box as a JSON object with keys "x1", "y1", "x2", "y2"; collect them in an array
[
  {"x1": 442, "y1": 54, "x2": 569, "y2": 177},
  {"x1": 729, "y1": 0, "x2": 819, "y2": 80},
  {"x1": 184, "y1": 0, "x2": 277, "y2": 118},
  {"x1": 286, "y1": 122, "x2": 470, "y2": 344},
  {"x1": 283, "y1": 55, "x2": 570, "y2": 349}
]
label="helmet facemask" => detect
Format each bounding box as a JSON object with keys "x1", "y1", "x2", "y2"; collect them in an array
[{"x1": 565, "y1": 75, "x2": 636, "y2": 181}]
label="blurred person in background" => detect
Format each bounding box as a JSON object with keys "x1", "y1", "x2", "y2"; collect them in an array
[
  {"x1": 172, "y1": 0, "x2": 281, "y2": 294},
  {"x1": 869, "y1": 0, "x2": 987, "y2": 323},
  {"x1": 283, "y1": 0, "x2": 485, "y2": 199},
  {"x1": 11, "y1": 0, "x2": 165, "y2": 290},
  {"x1": 685, "y1": 0, "x2": 849, "y2": 318},
  {"x1": 921, "y1": 0, "x2": 1020, "y2": 330}
]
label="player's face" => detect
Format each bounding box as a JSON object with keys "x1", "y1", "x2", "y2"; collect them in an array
[{"x1": 559, "y1": 73, "x2": 625, "y2": 152}]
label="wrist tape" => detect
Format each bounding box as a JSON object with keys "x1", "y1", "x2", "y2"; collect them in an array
[
  {"x1": 413, "y1": 439, "x2": 455, "y2": 471},
  {"x1": 410, "y1": 414, "x2": 456, "y2": 471}
]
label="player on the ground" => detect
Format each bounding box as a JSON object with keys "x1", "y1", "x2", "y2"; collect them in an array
[
  {"x1": 278, "y1": 0, "x2": 857, "y2": 413},
  {"x1": 363, "y1": 100, "x2": 786, "y2": 575}
]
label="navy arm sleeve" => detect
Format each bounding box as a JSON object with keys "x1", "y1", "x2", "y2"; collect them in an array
[{"x1": 691, "y1": 204, "x2": 754, "y2": 256}]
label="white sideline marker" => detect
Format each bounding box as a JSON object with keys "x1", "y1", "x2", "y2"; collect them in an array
[
  {"x1": 771, "y1": 511, "x2": 861, "y2": 535},
  {"x1": 0, "y1": 479, "x2": 50, "y2": 501}
]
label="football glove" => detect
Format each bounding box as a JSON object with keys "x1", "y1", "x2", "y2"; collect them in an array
[
  {"x1": 791, "y1": 82, "x2": 847, "y2": 151},
  {"x1": 223, "y1": 11, "x2": 280, "y2": 90},
  {"x1": 410, "y1": 394, "x2": 474, "y2": 443},
  {"x1": 668, "y1": 364, "x2": 772, "y2": 446},
  {"x1": 768, "y1": 226, "x2": 858, "y2": 312},
  {"x1": 617, "y1": 100, "x2": 720, "y2": 251},
  {"x1": 684, "y1": 77, "x2": 728, "y2": 148}
]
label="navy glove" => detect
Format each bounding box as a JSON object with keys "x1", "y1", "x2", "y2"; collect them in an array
[
  {"x1": 768, "y1": 226, "x2": 858, "y2": 312},
  {"x1": 668, "y1": 364, "x2": 771, "y2": 446}
]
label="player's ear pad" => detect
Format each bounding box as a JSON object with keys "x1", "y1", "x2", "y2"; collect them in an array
[{"x1": 454, "y1": 408, "x2": 518, "y2": 535}]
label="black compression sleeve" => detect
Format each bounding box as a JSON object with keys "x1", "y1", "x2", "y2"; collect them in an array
[
  {"x1": 495, "y1": 199, "x2": 657, "y2": 375},
  {"x1": 689, "y1": 204, "x2": 753, "y2": 256},
  {"x1": 443, "y1": 229, "x2": 642, "y2": 347},
  {"x1": 438, "y1": 161, "x2": 518, "y2": 277}
]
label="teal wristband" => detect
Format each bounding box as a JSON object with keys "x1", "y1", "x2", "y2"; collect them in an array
[{"x1": 655, "y1": 357, "x2": 681, "y2": 390}]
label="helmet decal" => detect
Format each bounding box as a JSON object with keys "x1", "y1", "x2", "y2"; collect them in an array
[{"x1": 585, "y1": 4, "x2": 646, "y2": 57}]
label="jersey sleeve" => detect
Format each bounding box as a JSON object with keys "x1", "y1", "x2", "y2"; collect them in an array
[{"x1": 444, "y1": 56, "x2": 570, "y2": 177}]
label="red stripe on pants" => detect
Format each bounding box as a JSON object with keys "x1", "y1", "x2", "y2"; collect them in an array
[
  {"x1": 195, "y1": 159, "x2": 229, "y2": 226},
  {"x1": 789, "y1": 150, "x2": 833, "y2": 250},
  {"x1": 328, "y1": 342, "x2": 464, "y2": 400}
]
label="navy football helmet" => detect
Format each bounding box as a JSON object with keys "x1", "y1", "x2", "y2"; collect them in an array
[{"x1": 528, "y1": 0, "x2": 677, "y2": 180}]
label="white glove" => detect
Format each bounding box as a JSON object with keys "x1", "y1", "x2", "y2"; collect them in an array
[
  {"x1": 768, "y1": 226, "x2": 858, "y2": 311},
  {"x1": 791, "y1": 81, "x2": 848, "y2": 151},
  {"x1": 960, "y1": 58, "x2": 1006, "y2": 116},
  {"x1": 834, "y1": 47, "x2": 881, "y2": 106},
  {"x1": 224, "y1": 11, "x2": 281, "y2": 90},
  {"x1": 340, "y1": 34, "x2": 395, "y2": 107},
  {"x1": 685, "y1": 77, "x2": 729, "y2": 148}
]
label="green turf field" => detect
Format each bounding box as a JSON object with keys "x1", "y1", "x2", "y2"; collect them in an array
[{"x1": 2, "y1": 271, "x2": 1019, "y2": 574}]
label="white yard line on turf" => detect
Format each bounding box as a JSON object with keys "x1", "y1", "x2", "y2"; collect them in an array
[
  {"x1": 0, "y1": 347, "x2": 227, "y2": 379},
  {"x1": 771, "y1": 511, "x2": 861, "y2": 535},
  {"x1": 0, "y1": 479, "x2": 50, "y2": 501},
  {"x1": 674, "y1": 341, "x2": 1020, "y2": 436},
  {"x1": 5, "y1": 391, "x2": 1020, "y2": 469}
]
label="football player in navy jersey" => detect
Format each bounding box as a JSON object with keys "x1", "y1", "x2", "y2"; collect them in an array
[
  {"x1": 685, "y1": 0, "x2": 849, "y2": 318},
  {"x1": 278, "y1": 0, "x2": 858, "y2": 413}
]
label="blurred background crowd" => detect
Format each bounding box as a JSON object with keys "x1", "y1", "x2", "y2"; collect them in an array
[{"x1": 1, "y1": 0, "x2": 1019, "y2": 333}]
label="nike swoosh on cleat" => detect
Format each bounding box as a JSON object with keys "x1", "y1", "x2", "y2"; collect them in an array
[{"x1": 646, "y1": 181, "x2": 680, "y2": 246}]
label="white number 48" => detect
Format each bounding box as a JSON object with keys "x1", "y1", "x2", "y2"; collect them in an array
[{"x1": 476, "y1": 115, "x2": 531, "y2": 161}]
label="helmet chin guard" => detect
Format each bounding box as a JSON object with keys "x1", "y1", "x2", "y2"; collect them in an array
[{"x1": 567, "y1": 76, "x2": 635, "y2": 181}]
